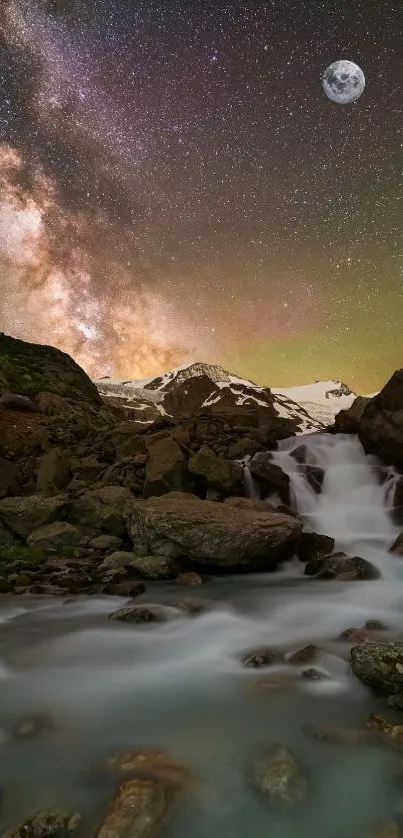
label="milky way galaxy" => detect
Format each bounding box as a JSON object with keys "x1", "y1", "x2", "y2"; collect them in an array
[{"x1": 0, "y1": 0, "x2": 402, "y2": 388}]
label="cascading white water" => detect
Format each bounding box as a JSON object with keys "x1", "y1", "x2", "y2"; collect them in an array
[{"x1": 271, "y1": 432, "x2": 401, "y2": 577}]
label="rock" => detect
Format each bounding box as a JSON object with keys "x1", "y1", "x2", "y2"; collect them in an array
[
  {"x1": 297, "y1": 532, "x2": 335, "y2": 564},
  {"x1": 333, "y1": 396, "x2": 372, "y2": 435},
  {"x1": 0, "y1": 457, "x2": 18, "y2": 498},
  {"x1": 10, "y1": 710, "x2": 55, "y2": 742},
  {"x1": 68, "y1": 487, "x2": 132, "y2": 539},
  {"x1": 365, "y1": 620, "x2": 389, "y2": 631},
  {"x1": 89, "y1": 535, "x2": 123, "y2": 551},
  {"x1": 0, "y1": 494, "x2": 69, "y2": 539},
  {"x1": 36, "y1": 392, "x2": 77, "y2": 416},
  {"x1": 390, "y1": 533, "x2": 403, "y2": 557},
  {"x1": 4, "y1": 809, "x2": 81, "y2": 838},
  {"x1": 305, "y1": 551, "x2": 380, "y2": 581},
  {"x1": 351, "y1": 642, "x2": 403, "y2": 694},
  {"x1": 362, "y1": 822, "x2": 401, "y2": 838},
  {"x1": 36, "y1": 449, "x2": 72, "y2": 493},
  {"x1": 242, "y1": 647, "x2": 278, "y2": 669},
  {"x1": 98, "y1": 551, "x2": 136, "y2": 573},
  {"x1": 250, "y1": 744, "x2": 307, "y2": 809},
  {"x1": 129, "y1": 555, "x2": 183, "y2": 580},
  {"x1": 171, "y1": 599, "x2": 206, "y2": 616},
  {"x1": 338, "y1": 628, "x2": 373, "y2": 644},
  {"x1": 102, "y1": 581, "x2": 146, "y2": 598},
  {"x1": 125, "y1": 493, "x2": 302, "y2": 571},
  {"x1": 188, "y1": 447, "x2": 243, "y2": 496},
  {"x1": 366, "y1": 713, "x2": 403, "y2": 748},
  {"x1": 96, "y1": 748, "x2": 196, "y2": 788},
  {"x1": 304, "y1": 465, "x2": 324, "y2": 493},
  {"x1": 95, "y1": 776, "x2": 179, "y2": 838},
  {"x1": 176, "y1": 572, "x2": 203, "y2": 586},
  {"x1": 301, "y1": 668, "x2": 328, "y2": 681},
  {"x1": 144, "y1": 435, "x2": 192, "y2": 497},
  {"x1": 249, "y1": 453, "x2": 290, "y2": 503},
  {"x1": 27, "y1": 522, "x2": 82, "y2": 550},
  {"x1": 108, "y1": 606, "x2": 162, "y2": 624},
  {"x1": 245, "y1": 674, "x2": 295, "y2": 696},
  {"x1": 304, "y1": 724, "x2": 371, "y2": 746},
  {"x1": 338, "y1": 372, "x2": 403, "y2": 468},
  {"x1": 227, "y1": 438, "x2": 261, "y2": 459},
  {"x1": 287, "y1": 645, "x2": 318, "y2": 665},
  {"x1": 388, "y1": 695, "x2": 403, "y2": 711}
]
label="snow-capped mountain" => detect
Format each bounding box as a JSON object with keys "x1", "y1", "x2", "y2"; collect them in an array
[
  {"x1": 271, "y1": 380, "x2": 357, "y2": 425},
  {"x1": 96, "y1": 363, "x2": 353, "y2": 433}
]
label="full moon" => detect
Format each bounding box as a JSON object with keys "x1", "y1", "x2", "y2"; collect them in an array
[{"x1": 322, "y1": 60, "x2": 365, "y2": 104}]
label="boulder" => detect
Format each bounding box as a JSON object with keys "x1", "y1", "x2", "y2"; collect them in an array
[
  {"x1": 351, "y1": 642, "x2": 403, "y2": 694},
  {"x1": 89, "y1": 534, "x2": 123, "y2": 551},
  {"x1": 129, "y1": 555, "x2": 182, "y2": 580},
  {"x1": 96, "y1": 748, "x2": 195, "y2": 788},
  {"x1": 250, "y1": 744, "x2": 306, "y2": 809},
  {"x1": 27, "y1": 521, "x2": 82, "y2": 550},
  {"x1": 68, "y1": 487, "x2": 132, "y2": 538},
  {"x1": 108, "y1": 606, "x2": 162, "y2": 624},
  {"x1": 5, "y1": 809, "x2": 81, "y2": 838},
  {"x1": 304, "y1": 552, "x2": 380, "y2": 581},
  {"x1": 0, "y1": 493, "x2": 69, "y2": 539},
  {"x1": 297, "y1": 532, "x2": 335, "y2": 564},
  {"x1": 333, "y1": 396, "x2": 371, "y2": 434},
  {"x1": 36, "y1": 448, "x2": 72, "y2": 493},
  {"x1": 188, "y1": 446, "x2": 243, "y2": 496},
  {"x1": 347, "y1": 373, "x2": 403, "y2": 467},
  {"x1": 125, "y1": 493, "x2": 302, "y2": 571},
  {"x1": 94, "y1": 775, "x2": 179, "y2": 838},
  {"x1": 0, "y1": 457, "x2": 18, "y2": 498},
  {"x1": 249, "y1": 453, "x2": 290, "y2": 503},
  {"x1": 144, "y1": 435, "x2": 192, "y2": 496}
]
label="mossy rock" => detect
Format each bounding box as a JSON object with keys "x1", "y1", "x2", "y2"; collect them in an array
[
  {"x1": 0, "y1": 332, "x2": 102, "y2": 404},
  {"x1": 0, "y1": 543, "x2": 45, "y2": 568}
]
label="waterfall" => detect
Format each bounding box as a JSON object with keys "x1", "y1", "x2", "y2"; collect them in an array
[{"x1": 265, "y1": 433, "x2": 402, "y2": 576}]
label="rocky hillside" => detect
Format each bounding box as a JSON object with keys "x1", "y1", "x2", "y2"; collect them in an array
[
  {"x1": 0, "y1": 334, "x2": 330, "y2": 596},
  {"x1": 272, "y1": 380, "x2": 356, "y2": 425}
]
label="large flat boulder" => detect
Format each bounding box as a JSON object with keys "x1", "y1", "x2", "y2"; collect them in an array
[{"x1": 125, "y1": 493, "x2": 302, "y2": 570}]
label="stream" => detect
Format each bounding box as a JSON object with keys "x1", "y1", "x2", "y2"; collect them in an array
[{"x1": 0, "y1": 433, "x2": 403, "y2": 837}]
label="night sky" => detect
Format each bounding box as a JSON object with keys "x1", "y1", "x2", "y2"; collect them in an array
[{"x1": 0, "y1": 0, "x2": 402, "y2": 391}]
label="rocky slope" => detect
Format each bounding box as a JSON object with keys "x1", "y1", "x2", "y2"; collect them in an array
[{"x1": 0, "y1": 334, "x2": 332, "y2": 594}]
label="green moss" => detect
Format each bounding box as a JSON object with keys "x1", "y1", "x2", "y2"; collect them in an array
[{"x1": 0, "y1": 544, "x2": 45, "y2": 567}]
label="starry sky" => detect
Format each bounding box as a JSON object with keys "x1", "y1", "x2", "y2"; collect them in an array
[{"x1": 0, "y1": 0, "x2": 402, "y2": 392}]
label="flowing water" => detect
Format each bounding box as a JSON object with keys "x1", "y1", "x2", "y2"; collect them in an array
[{"x1": 1, "y1": 434, "x2": 403, "y2": 836}]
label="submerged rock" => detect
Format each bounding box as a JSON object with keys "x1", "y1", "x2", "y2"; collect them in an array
[
  {"x1": 95, "y1": 776, "x2": 179, "y2": 838},
  {"x1": 4, "y1": 809, "x2": 81, "y2": 838},
  {"x1": 96, "y1": 748, "x2": 196, "y2": 789},
  {"x1": 108, "y1": 606, "x2": 163, "y2": 624},
  {"x1": 338, "y1": 628, "x2": 373, "y2": 644},
  {"x1": 351, "y1": 642, "x2": 403, "y2": 694},
  {"x1": 10, "y1": 710, "x2": 55, "y2": 742},
  {"x1": 301, "y1": 668, "x2": 329, "y2": 681},
  {"x1": 366, "y1": 713, "x2": 403, "y2": 749},
  {"x1": 176, "y1": 572, "x2": 203, "y2": 586},
  {"x1": 362, "y1": 821, "x2": 401, "y2": 838},
  {"x1": 242, "y1": 647, "x2": 279, "y2": 669},
  {"x1": 250, "y1": 744, "x2": 307, "y2": 809},
  {"x1": 305, "y1": 552, "x2": 380, "y2": 581},
  {"x1": 171, "y1": 599, "x2": 206, "y2": 617},
  {"x1": 287, "y1": 645, "x2": 318, "y2": 666},
  {"x1": 304, "y1": 724, "x2": 371, "y2": 747}
]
